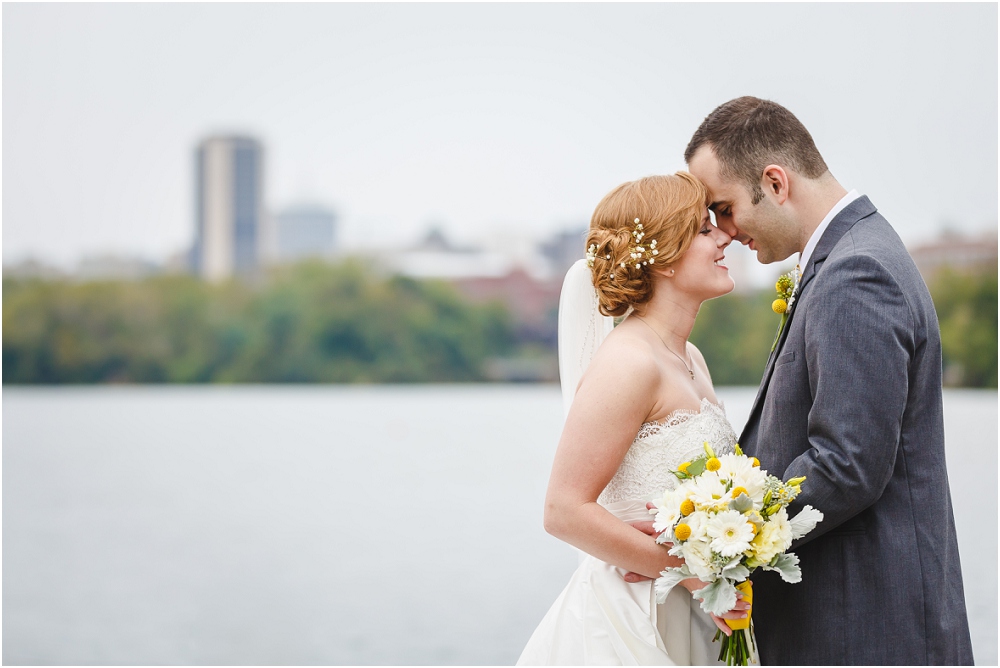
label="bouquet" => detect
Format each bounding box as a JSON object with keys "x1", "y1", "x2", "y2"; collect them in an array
[{"x1": 650, "y1": 442, "x2": 824, "y2": 665}]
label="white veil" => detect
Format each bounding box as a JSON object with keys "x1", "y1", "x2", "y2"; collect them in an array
[{"x1": 557, "y1": 259, "x2": 615, "y2": 417}]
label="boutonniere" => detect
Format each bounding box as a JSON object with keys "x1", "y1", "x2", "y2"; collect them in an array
[{"x1": 770, "y1": 265, "x2": 801, "y2": 352}]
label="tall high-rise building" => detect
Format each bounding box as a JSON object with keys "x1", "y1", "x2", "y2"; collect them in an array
[{"x1": 193, "y1": 136, "x2": 265, "y2": 281}]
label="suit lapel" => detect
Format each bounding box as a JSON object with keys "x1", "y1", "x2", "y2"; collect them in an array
[
  {"x1": 795, "y1": 195, "x2": 877, "y2": 297},
  {"x1": 740, "y1": 196, "x2": 878, "y2": 443},
  {"x1": 743, "y1": 295, "x2": 802, "y2": 440}
]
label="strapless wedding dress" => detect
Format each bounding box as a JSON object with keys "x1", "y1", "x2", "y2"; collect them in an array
[{"x1": 517, "y1": 398, "x2": 738, "y2": 666}]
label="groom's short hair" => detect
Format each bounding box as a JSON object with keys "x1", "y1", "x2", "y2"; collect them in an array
[{"x1": 685, "y1": 97, "x2": 829, "y2": 204}]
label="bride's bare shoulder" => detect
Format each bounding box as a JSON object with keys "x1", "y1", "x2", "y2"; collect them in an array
[{"x1": 584, "y1": 322, "x2": 659, "y2": 386}]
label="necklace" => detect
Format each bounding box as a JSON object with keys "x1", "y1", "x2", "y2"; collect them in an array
[{"x1": 635, "y1": 317, "x2": 695, "y2": 380}]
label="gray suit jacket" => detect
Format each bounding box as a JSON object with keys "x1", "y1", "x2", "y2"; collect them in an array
[{"x1": 739, "y1": 197, "x2": 974, "y2": 665}]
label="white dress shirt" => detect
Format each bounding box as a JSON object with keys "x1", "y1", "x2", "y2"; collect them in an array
[{"x1": 799, "y1": 189, "x2": 861, "y2": 272}]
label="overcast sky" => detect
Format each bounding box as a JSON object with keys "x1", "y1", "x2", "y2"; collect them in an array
[{"x1": 3, "y1": 3, "x2": 997, "y2": 267}]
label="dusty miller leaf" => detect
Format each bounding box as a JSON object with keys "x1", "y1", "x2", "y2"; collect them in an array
[
  {"x1": 654, "y1": 565, "x2": 692, "y2": 604},
  {"x1": 692, "y1": 578, "x2": 738, "y2": 617},
  {"x1": 763, "y1": 552, "x2": 802, "y2": 583}
]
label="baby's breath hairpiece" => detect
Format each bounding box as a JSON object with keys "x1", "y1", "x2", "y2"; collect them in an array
[
  {"x1": 622, "y1": 218, "x2": 658, "y2": 271},
  {"x1": 586, "y1": 243, "x2": 614, "y2": 275},
  {"x1": 585, "y1": 218, "x2": 659, "y2": 280}
]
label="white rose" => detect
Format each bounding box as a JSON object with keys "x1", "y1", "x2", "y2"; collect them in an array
[{"x1": 680, "y1": 534, "x2": 716, "y2": 581}]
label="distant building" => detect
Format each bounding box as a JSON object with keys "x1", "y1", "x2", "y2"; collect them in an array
[
  {"x1": 2, "y1": 258, "x2": 65, "y2": 280},
  {"x1": 909, "y1": 231, "x2": 998, "y2": 283},
  {"x1": 75, "y1": 255, "x2": 161, "y2": 281},
  {"x1": 453, "y1": 268, "x2": 562, "y2": 381},
  {"x1": 193, "y1": 136, "x2": 265, "y2": 281},
  {"x1": 539, "y1": 227, "x2": 587, "y2": 279},
  {"x1": 453, "y1": 268, "x2": 561, "y2": 337},
  {"x1": 388, "y1": 227, "x2": 513, "y2": 279},
  {"x1": 273, "y1": 204, "x2": 338, "y2": 262}
]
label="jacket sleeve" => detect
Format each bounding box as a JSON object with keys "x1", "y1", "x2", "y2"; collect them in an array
[{"x1": 783, "y1": 250, "x2": 915, "y2": 546}]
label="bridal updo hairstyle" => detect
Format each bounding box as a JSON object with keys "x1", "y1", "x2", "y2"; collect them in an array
[{"x1": 586, "y1": 172, "x2": 707, "y2": 317}]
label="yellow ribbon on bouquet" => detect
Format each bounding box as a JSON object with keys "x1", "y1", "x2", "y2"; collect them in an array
[{"x1": 725, "y1": 580, "x2": 753, "y2": 631}]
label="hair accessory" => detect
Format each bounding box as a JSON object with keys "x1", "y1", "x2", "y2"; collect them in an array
[
  {"x1": 586, "y1": 218, "x2": 661, "y2": 277},
  {"x1": 624, "y1": 218, "x2": 658, "y2": 270}
]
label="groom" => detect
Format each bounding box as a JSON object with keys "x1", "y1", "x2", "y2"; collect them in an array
[{"x1": 684, "y1": 97, "x2": 974, "y2": 665}]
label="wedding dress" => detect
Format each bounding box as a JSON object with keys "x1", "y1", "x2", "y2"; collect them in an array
[
  {"x1": 516, "y1": 399, "x2": 737, "y2": 666},
  {"x1": 516, "y1": 260, "x2": 737, "y2": 665}
]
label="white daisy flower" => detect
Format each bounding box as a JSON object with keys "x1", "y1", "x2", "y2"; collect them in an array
[
  {"x1": 687, "y1": 471, "x2": 729, "y2": 511},
  {"x1": 716, "y1": 454, "x2": 767, "y2": 502},
  {"x1": 705, "y1": 509, "x2": 756, "y2": 557},
  {"x1": 652, "y1": 489, "x2": 683, "y2": 534}
]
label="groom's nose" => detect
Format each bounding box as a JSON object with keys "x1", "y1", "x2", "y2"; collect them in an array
[
  {"x1": 715, "y1": 228, "x2": 732, "y2": 247},
  {"x1": 720, "y1": 221, "x2": 750, "y2": 245},
  {"x1": 713, "y1": 215, "x2": 742, "y2": 242}
]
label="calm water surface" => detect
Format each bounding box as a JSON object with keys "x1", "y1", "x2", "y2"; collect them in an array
[{"x1": 3, "y1": 386, "x2": 996, "y2": 665}]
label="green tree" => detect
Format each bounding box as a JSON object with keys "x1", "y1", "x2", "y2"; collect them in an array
[
  {"x1": 930, "y1": 268, "x2": 998, "y2": 388},
  {"x1": 3, "y1": 260, "x2": 516, "y2": 384},
  {"x1": 690, "y1": 290, "x2": 777, "y2": 387}
]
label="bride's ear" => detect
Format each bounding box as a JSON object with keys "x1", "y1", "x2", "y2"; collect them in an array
[{"x1": 652, "y1": 266, "x2": 675, "y2": 279}]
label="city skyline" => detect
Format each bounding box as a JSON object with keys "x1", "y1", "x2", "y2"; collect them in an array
[
  {"x1": 194, "y1": 135, "x2": 265, "y2": 281},
  {"x1": 3, "y1": 3, "x2": 997, "y2": 269}
]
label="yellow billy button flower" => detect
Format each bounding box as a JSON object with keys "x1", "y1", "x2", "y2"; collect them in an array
[
  {"x1": 705, "y1": 457, "x2": 721, "y2": 472},
  {"x1": 680, "y1": 499, "x2": 695, "y2": 516},
  {"x1": 750, "y1": 457, "x2": 760, "y2": 467},
  {"x1": 731, "y1": 486, "x2": 749, "y2": 499},
  {"x1": 677, "y1": 461, "x2": 691, "y2": 474},
  {"x1": 772, "y1": 298, "x2": 788, "y2": 314},
  {"x1": 674, "y1": 523, "x2": 692, "y2": 541}
]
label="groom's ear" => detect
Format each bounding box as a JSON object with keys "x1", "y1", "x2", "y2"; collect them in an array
[{"x1": 761, "y1": 165, "x2": 789, "y2": 205}]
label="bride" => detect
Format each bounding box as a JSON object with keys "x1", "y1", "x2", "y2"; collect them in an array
[{"x1": 518, "y1": 173, "x2": 750, "y2": 665}]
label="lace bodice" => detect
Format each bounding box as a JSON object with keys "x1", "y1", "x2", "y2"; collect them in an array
[{"x1": 598, "y1": 398, "x2": 738, "y2": 506}]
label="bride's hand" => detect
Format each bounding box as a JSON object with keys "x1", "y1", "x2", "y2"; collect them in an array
[
  {"x1": 679, "y1": 578, "x2": 752, "y2": 636},
  {"x1": 621, "y1": 523, "x2": 753, "y2": 635},
  {"x1": 622, "y1": 518, "x2": 664, "y2": 582},
  {"x1": 623, "y1": 501, "x2": 669, "y2": 582}
]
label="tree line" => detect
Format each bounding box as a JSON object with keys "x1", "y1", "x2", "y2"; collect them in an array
[
  {"x1": 3, "y1": 259, "x2": 995, "y2": 387},
  {"x1": 3, "y1": 260, "x2": 513, "y2": 384}
]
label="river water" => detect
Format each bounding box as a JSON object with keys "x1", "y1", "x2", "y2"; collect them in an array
[{"x1": 3, "y1": 385, "x2": 996, "y2": 664}]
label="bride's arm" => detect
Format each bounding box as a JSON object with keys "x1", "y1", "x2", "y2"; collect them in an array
[{"x1": 543, "y1": 342, "x2": 678, "y2": 580}]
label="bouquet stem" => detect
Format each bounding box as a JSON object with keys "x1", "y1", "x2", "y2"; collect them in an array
[
  {"x1": 716, "y1": 624, "x2": 754, "y2": 666},
  {"x1": 716, "y1": 581, "x2": 755, "y2": 665}
]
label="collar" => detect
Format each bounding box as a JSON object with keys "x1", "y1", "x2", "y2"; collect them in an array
[{"x1": 798, "y1": 189, "x2": 860, "y2": 272}]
